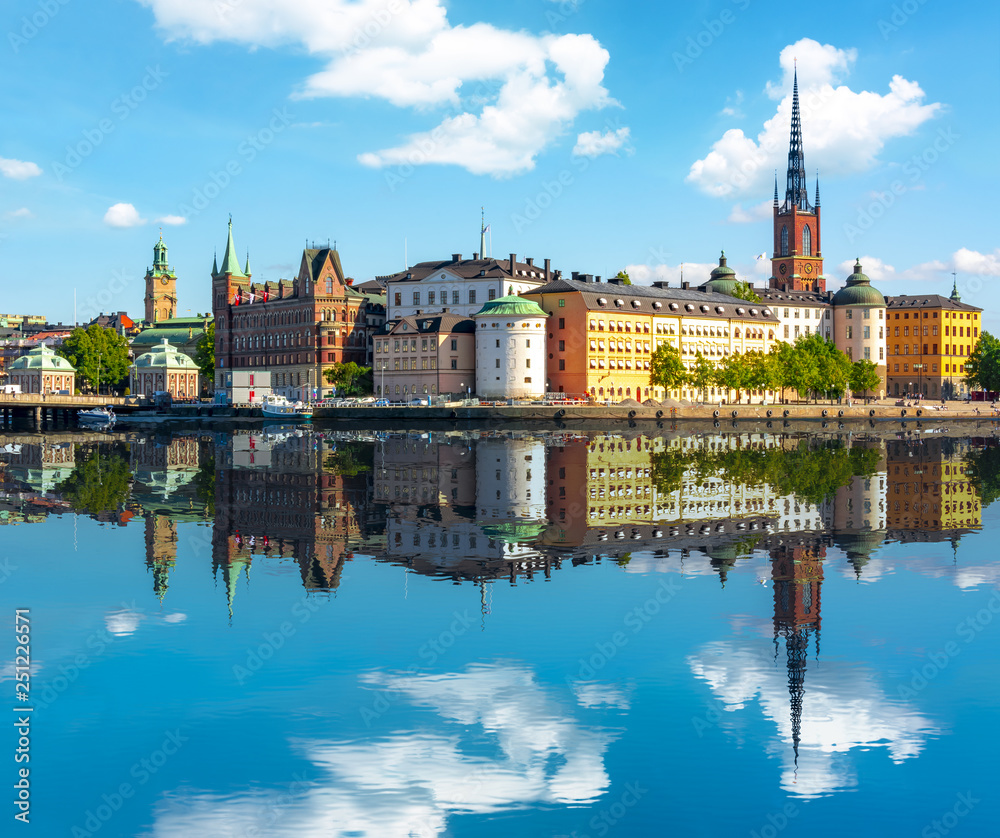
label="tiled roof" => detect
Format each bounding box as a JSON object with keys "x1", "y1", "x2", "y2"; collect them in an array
[
  {"x1": 378, "y1": 313, "x2": 475, "y2": 336},
  {"x1": 525, "y1": 278, "x2": 780, "y2": 323},
  {"x1": 758, "y1": 289, "x2": 831, "y2": 306},
  {"x1": 379, "y1": 256, "x2": 551, "y2": 284},
  {"x1": 885, "y1": 294, "x2": 982, "y2": 312}
]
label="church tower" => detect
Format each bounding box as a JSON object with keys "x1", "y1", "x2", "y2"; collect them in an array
[
  {"x1": 145, "y1": 234, "x2": 178, "y2": 322},
  {"x1": 770, "y1": 68, "x2": 824, "y2": 293}
]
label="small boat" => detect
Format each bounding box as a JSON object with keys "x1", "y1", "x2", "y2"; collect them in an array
[
  {"x1": 261, "y1": 394, "x2": 313, "y2": 421},
  {"x1": 78, "y1": 406, "x2": 116, "y2": 425}
]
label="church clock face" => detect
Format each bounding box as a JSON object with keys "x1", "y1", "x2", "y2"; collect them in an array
[
  {"x1": 779, "y1": 264, "x2": 787, "y2": 275},
  {"x1": 161, "y1": 277, "x2": 169, "y2": 285},
  {"x1": 804, "y1": 263, "x2": 813, "y2": 274}
]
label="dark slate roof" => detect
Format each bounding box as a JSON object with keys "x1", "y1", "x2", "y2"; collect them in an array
[
  {"x1": 885, "y1": 294, "x2": 982, "y2": 313},
  {"x1": 525, "y1": 278, "x2": 780, "y2": 323},
  {"x1": 378, "y1": 313, "x2": 476, "y2": 337},
  {"x1": 354, "y1": 279, "x2": 386, "y2": 294},
  {"x1": 379, "y1": 256, "x2": 551, "y2": 284},
  {"x1": 758, "y1": 288, "x2": 832, "y2": 307},
  {"x1": 303, "y1": 248, "x2": 346, "y2": 286}
]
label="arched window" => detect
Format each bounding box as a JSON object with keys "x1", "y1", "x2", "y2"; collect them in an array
[
  {"x1": 780, "y1": 226, "x2": 789, "y2": 256},
  {"x1": 802, "y1": 224, "x2": 812, "y2": 257}
]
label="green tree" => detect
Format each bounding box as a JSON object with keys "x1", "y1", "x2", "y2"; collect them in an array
[
  {"x1": 193, "y1": 454, "x2": 216, "y2": 518},
  {"x1": 56, "y1": 443, "x2": 132, "y2": 516},
  {"x1": 849, "y1": 359, "x2": 881, "y2": 400},
  {"x1": 965, "y1": 443, "x2": 1000, "y2": 507},
  {"x1": 323, "y1": 442, "x2": 374, "y2": 477},
  {"x1": 195, "y1": 321, "x2": 215, "y2": 384},
  {"x1": 730, "y1": 280, "x2": 761, "y2": 303},
  {"x1": 717, "y1": 351, "x2": 751, "y2": 402},
  {"x1": 58, "y1": 324, "x2": 131, "y2": 394},
  {"x1": 323, "y1": 362, "x2": 372, "y2": 396},
  {"x1": 747, "y1": 349, "x2": 782, "y2": 398},
  {"x1": 689, "y1": 352, "x2": 717, "y2": 403},
  {"x1": 966, "y1": 331, "x2": 1000, "y2": 393},
  {"x1": 614, "y1": 270, "x2": 632, "y2": 285},
  {"x1": 649, "y1": 342, "x2": 687, "y2": 394}
]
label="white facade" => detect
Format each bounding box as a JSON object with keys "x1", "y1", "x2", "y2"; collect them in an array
[
  {"x1": 833, "y1": 305, "x2": 887, "y2": 367},
  {"x1": 475, "y1": 438, "x2": 547, "y2": 523},
  {"x1": 771, "y1": 303, "x2": 831, "y2": 343},
  {"x1": 474, "y1": 304, "x2": 547, "y2": 400},
  {"x1": 388, "y1": 269, "x2": 546, "y2": 320}
]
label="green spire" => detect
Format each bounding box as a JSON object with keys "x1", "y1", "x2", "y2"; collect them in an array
[
  {"x1": 950, "y1": 272, "x2": 961, "y2": 302},
  {"x1": 212, "y1": 250, "x2": 218, "y2": 275},
  {"x1": 245, "y1": 251, "x2": 251, "y2": 276},
  {"x1": 219, "y1": 216, "x2": 246, "y2": 278}
]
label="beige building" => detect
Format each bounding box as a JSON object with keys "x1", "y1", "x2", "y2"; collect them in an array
[
  {"x1": 374, "y1": 313, "x2": 475, "y2": 401},
  {"x1": 7, "y1": 344, "x2": 75, "y2": 394}
]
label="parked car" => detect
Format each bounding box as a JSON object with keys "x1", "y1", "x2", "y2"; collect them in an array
[
  {"x1": 409, "y1": 397, "x2": 429, "y2": 406},
  {"x1": 374, "y1": 399, "x2": 389, "y2": 407}
]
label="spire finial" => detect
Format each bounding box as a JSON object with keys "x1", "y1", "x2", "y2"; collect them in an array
[
  {"x1": 774, "y1": 171, "x2": 779, "y2": 207},
  {"x1": 950, "y1": 272, "x2": 961, "y2": 302},
  {"x1": 815, "y1": 170, "x2": 821, "y2": 207}
]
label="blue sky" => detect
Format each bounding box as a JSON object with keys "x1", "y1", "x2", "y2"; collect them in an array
[{"x1": 1, "y1": 0, "x2": 998, "y2": 328}]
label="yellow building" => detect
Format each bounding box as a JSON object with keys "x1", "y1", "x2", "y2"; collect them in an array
[
  {"x1": 522, "y1": 276, "x2": 779, "y2": 402},
  {"x1": 885, "y1": 438, "x2": 982, "y2": 533},
  {"x1": 885, "y1": 284, "x2": 983, "y2": 399}
]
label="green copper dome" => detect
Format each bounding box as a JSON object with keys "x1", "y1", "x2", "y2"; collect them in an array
[
  {"x1": 133, "y1": 339, "x2": 198, "y2": 369},
  {"x1": 702, "y1": 251, "x2": 741, "y2": 296},
  {"x1": 473, "y1": 295, "x2": 547, "y2": 318},
  {"x1": 832, "y1": 259, "x2": 886, "y2": 307},
  {"x1": 10, "y1": 344, "x2": 75, "y2": 372}
]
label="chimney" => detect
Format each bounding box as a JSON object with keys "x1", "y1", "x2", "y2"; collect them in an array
[
  {"x1": 451, "y1": 253, "x2": 462, "y2": 262},
  {"x1": 595, "y1": 276, "x2": 602, "y2": 283},
  {"x1": 607, "y1": 277, "x2": 623, "y2": 286},
  {"x1": 525, "y1": 257, "x2": 534, "y2": 267},
  {"x1": 571, "y1": 271, "x2": 580, "y2": 281},
  {"x1": 509, "y1": 253, "x2": 517, "y2": 274},
  {"x1": 346, "y1": 277, "x2": 353, "y2": 286},
  {"x1": 652, "y1": 281, "x2": 670, "y2": 289},
  {"x1": 473, "y1": 252, "x2": 479, "y2": 260},
  {"x1": 544, "y1": 258, "x2": 551, "y2": 280},
  {"x1": 681, "y1": 281, "x2": 690, "y2": 290}
]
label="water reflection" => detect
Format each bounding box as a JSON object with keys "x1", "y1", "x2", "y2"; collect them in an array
[
  {"x1": 147, "y1": 663, "x2": 616, "y2": 838},
  {"x1": 0, "y1": 427, "x2": 995, "y2": 598}
]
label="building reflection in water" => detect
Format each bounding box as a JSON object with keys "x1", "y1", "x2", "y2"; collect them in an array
[{"x1": 0, "y1": 427, "x2": 992, "y2": 605}]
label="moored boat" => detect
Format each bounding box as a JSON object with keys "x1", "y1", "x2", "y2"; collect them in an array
[
  {"x1": 78, "y1": 406, "x2": 116, "y2": 426},
  {"x1": 261, "y1": 394, "x2": 313, "y2": 421}
]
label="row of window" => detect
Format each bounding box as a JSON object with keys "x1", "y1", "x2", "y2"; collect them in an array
[
  {"x1": 892, "y1": 344, "x2": 970, "y2": 357},
  {"x1": 376, "y1": 339, "x2": 460, "y2": 353},
  {"x1": 377, "y1": 358, "x2": 463, "y2": 370},
  {"x1": 891, "y1": 310, "x2": 977, "y2": 320},
  {"x1": 779, "y1": 224, "x2": 812, "y2": 257},
  {"x1": 892, "y1": 325, "x2": 978, "y2": 338},
  {"x1": 843, "y1": 326, "x2": 880, "y2": 339},
  {"x1": 783, "y1": 308, "x2": 825, "y2": 319},
  {"x1": 394, "y1": 289, "x2": 490, "y2": 307},
  {"x1": 843, "y1": 308, "x2": 882, "y2": 319}
]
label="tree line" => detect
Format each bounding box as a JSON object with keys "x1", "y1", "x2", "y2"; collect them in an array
[{"x1": 650, "y1": 332, "x2": 881, "y2": 402}]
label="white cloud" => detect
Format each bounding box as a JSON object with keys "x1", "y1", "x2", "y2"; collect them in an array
[
  {"x1": 103, "y1": 202, "x2": 146, "y2": 228},
  {"x1": 727, "y1": 199, "x2": 773, "y2": 224},
  {"x1": 837, "y1": 248, "x2": 1000, "y2": 285},
  {"x1": 687, "y1": 38, "x2": 942, "y2": 199},
  {"x1": 157, "y1": 214, "x2": 187, "y2": 226},
  {"x1": 0, "y1": 157, "x2": 42, "y2": 180},
  {"x1": 4, "y1": 207, "x2": 33, "y2": 220},
  {"x1": 625, "y1": 257, "x2": 768, "y2": 287},
  {"x1": 138, "y1": 0, "x2": 615, "y2": 177},
  {"x1": 143, "y1": 663, "x2": 615, "y2": 837},
  {"x1": 689, "y1": 636, "x2": 937, "y2": 797},
  {"x1": 572, "y1": 126, "x2": 630, "y2": 158}
]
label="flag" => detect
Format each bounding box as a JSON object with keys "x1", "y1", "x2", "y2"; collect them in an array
[
  {"x1": 483, "y1": 224, "x2": 490, "y2": 234},
  {"x1": 755, "y1": 253, "x2": 767, "y2": 261},
  {"x1": 262, "y1": 288, "x2": 269, "y2": 302}
]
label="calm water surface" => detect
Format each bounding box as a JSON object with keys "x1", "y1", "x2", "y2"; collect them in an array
[{"x1": 2, "y1": 423, "x2": 999, "y2": 837}]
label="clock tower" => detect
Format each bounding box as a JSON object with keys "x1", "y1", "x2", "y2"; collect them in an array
[
  {"x1": 145, "y1": 234, "x2": 178, "y2": 322},
  {"x1": 770, "y1": 67, "x2": 824, "y2": 293}
]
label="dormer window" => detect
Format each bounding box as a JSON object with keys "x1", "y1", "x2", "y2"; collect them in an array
[
  {"x1": 653, "y1": 301, "x2": 662, "y2": 310},
  {"x1": 685, "y1": 304, "x2": 694, "y2": 312},
  {"x1": 597, "y1": 298, "x2": 607, "y2": 306},
  {"x1": 615, "y1": 299, "x2": 624, "y2": 307}
]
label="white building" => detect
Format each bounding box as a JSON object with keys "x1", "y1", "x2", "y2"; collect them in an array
[
  {"x1": 474, "y1": 296, "x2": 548, "y2": 400},
  {"x1": 475, "y1": 437, "x2": 547, "y2": 524},
  {"x1": 380, "y1": 253, "x2": 555, "y2": 321}
]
